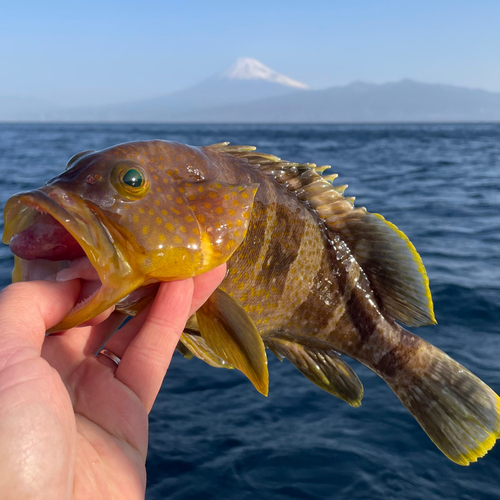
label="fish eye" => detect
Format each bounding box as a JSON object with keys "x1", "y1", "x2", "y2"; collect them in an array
[
  {"x1": 122, "y1": 168, "x2": 144, "y2": 188},
  {"x1": 111, "y1": 163, "x2": 150, "y2": 200}
]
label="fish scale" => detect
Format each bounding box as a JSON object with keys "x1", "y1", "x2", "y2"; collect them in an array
[{"x1": 3, "y1": 139, "x2": 500, "y2": 466}]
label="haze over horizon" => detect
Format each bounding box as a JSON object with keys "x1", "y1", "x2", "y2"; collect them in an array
[{"x1": 1, "y1": 0, "x2": 498, "y2": 108}]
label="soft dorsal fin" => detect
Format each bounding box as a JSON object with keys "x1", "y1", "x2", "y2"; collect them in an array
[
  {"x1": 326, "y1": 211, "x2": 436, "y2": 326},
  {"x1": 206, "y1": 143, "x2": 435, "y2": 327}
]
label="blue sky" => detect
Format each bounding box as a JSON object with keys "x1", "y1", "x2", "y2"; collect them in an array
[{"x1": 1, "y1": 0, "x2": 498, "y2": 106}]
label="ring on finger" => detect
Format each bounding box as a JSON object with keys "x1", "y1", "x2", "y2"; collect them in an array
[{"x1": 97, "y1": 348, "x2": 121, "y2": 367}]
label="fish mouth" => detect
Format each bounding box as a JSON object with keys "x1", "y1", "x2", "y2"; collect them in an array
[{"x1": 3, "y1": 187, "x2": 144, "y2": 332}]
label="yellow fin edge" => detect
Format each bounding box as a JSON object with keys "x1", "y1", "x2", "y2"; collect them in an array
[
  {"x1": 448, "y1": 393, "x2": 500, "y2": 466},
  {"x1": 372, "y1": 213, "x2": 436, "y2": 325}
]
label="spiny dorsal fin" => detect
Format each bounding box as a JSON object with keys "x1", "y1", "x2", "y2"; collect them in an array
[{"x1": 206, "y1": 142, "x2": 435, "y2": 327}]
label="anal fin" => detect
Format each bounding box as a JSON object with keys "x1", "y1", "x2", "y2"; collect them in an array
[{"x1": 265, "y1": 337, "x2": 363, "y2": 407}]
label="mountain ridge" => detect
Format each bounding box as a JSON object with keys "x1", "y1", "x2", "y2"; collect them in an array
[{"x1": 1, "y1": 58, "x2": 499, "y2": 122}]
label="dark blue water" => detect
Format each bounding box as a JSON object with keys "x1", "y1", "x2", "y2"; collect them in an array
[{"x1": 0, "y1": 123, "x2": 499, "y2": 499}]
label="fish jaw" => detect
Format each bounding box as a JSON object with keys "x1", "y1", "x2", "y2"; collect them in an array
[{"x1": 3, "y1": 187, "x2": 145, "y2": 331}]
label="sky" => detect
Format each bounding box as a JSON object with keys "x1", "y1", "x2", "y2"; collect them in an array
[{"x1": 1, "y1": 0, "x2": 499, "y2": 107}]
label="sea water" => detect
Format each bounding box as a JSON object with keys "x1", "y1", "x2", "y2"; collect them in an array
[{"x1": 0, "y1": 123, "x2": 499, "y2": 500}]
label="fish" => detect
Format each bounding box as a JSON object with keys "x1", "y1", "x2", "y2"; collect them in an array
[{"x1": 3, "y1": 140, "x2": 499, "y2": 466}]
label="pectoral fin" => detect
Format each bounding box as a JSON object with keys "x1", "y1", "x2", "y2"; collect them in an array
[
  {"x1": 265, "y1": 337, "x2": 363, "y2": 407},
  {"x1": 196, "y1": 288, "x2": 269, "y2": 395},
  {"x1": 182, "y1": 180, "x2": 259, "y2": 272}
]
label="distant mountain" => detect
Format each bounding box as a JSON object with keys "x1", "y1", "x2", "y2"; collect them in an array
[
  {"x1": 178, "y1": 79, "x2": 500, "y2": 123},
  {"x1": 1, "y1": 60, "x2": 499, "y2": 122},
  {"x1": 40, "y1": 58, "x2": 309, "y2": 122}
]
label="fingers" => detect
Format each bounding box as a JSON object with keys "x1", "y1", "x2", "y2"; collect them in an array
[
  {"x1": 188, "y1": 263, "x2": 227, "y2": 316},
  {"x1": 115, "y1": 279, "x2": 194, "y2": 412},
  {"x1": 109, "y1": 264, "x2": 226, "y2": 412},
  {"x1": 0, "y1": 280, "x2": 80, "y2": 355},
  {"x1": 104, "y1": 264, "x2": 227, "y2": 358}
]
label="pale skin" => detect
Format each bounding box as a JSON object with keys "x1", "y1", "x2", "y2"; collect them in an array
[{"x1": 0, "y1": 265, "x2": 227, "y2": 500}]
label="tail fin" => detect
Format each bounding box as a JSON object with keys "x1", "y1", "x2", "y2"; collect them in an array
[{"x1": 384, "y1": 340, "x2": 500, "y2": 465}]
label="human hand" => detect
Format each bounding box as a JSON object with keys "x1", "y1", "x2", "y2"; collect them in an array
[{"x1": 0, "y1": 265, "x2": 226, "y2": 500}]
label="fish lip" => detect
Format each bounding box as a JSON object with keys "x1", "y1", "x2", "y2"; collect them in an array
[
  {"x1": 3, "y1": 187, "x2": 131, "y2": 288},
  {"x1": 3, "y1": 186, "x2": 144, "y2": 332}
]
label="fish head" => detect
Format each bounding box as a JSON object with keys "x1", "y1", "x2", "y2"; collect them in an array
[{"x1": 3, "y1": 140, "x2": 258, "y2": 331}]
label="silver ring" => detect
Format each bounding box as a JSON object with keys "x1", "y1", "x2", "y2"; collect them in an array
[{"x1": 97, "y1": 348, "x2": 121, "y2": 366}]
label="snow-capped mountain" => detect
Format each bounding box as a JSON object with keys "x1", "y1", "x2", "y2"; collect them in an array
[
  {"x1": 40, "y1": 58, "x2": 309, "y2": 122},
  {"x1": 220, "y1": 57, "x2": 308, "y2": 89},
  {"x1": 3, "y1": 59, "x2": 500, "y2": 122}
]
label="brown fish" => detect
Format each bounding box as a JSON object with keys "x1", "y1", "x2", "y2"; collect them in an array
[{"x1": 3, "y1": 140, "x2": 499, "y2": 466}]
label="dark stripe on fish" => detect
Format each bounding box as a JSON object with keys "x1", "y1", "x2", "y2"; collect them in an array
[
  {"x1": 257, "y1": 202, "x2": 305, "y2": 294},
  {"x1": 287, "y1": 247, "x2": 336, "y2": 331}
]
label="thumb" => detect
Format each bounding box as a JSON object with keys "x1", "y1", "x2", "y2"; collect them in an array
[{"x1": 0, "y1": 280, "x2": 81, "y2": 355}]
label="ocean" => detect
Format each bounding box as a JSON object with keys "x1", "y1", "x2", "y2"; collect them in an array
[{"x1": 0, "y1": 123, "x2": 499, "y2": 500}]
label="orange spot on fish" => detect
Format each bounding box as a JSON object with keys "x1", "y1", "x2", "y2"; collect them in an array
[
  {"x1": 165, "y1": 223, "x2": 174, "y2": 232},
  {"x1": 215, "y1": 207, "x2": 223, "y2": 214}
]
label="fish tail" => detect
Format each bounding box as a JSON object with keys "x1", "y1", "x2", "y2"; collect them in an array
[{"x1": 379, "y1": 329, "x2": 500, "y2": 465}]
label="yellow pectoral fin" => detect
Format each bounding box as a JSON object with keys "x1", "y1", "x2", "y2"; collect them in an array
[{"x1": 196, "y1": 288, "x2": 268, "y2": 396}]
